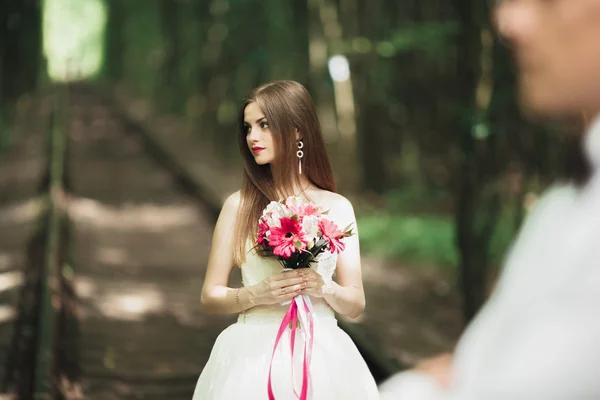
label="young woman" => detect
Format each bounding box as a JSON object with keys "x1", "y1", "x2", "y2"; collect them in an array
[{"x1": 192, "y1": 80, "x2": 379, "y2": 399}]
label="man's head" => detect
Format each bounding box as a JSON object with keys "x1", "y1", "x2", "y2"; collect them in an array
[{"x1": 496, "y1": 0, "x2": 600, "y2": 118}]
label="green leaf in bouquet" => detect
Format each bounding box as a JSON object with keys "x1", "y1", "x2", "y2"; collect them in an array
[
  {"x1": 308, "y1": 238, "x2": 329, "y2": 258},
  {"x1": 290, "y1": 251, "x2": 301, "y2": 264},
  {"x1": 282, "y1": 249, "x2": 310, "y2": 270},
  {"x1": 249, "y1": 243, "x2": 264, "y2": 255},
  {"x1": 313, "y1": 237, "x2": 329, "y2": 249},
  {"x1": 252, "y1": 243, "x2": 276, "y2": 258},
  {"x1": 315, "y1": 238, "x2": 329, "y2": 247},
  {"x1": 295, "y1": 240, "x2": 303, "y2": 251},
  {"x1": 259, "y1": 249, "x2": 276, "y2": 258},
  {"x1": 296, "y1": 249, "x2": 315, "y2": 267},
  {"x1": 342, "y1": 222, "x2": 355, "y2": 234}
]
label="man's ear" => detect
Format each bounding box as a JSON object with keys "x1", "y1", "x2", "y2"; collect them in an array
[{"x1": 295, "y1": 128, "x2": 302, "y2": 142}]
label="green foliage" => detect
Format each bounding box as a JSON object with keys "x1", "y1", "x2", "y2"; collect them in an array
[
  {"x1": 43, "y1": 0, "x2": 107, "y2": 81},
  {"x1": 358, "y1": 211, "x2": 458, "y2": 266},
  {"x1": 382, "y1": 186, "x2": 449, "y2": 213},
  {"x1": 254, "y1": 237, "x2": 331, "y2": 270},
  {"x1": 90, "y1": 0, "x2": 556, "y2": 277},
  {"x1": 119, "y1": 1, "x2": 164, "y2": 98},
  {"x1": 342, "y1": 22, "x2": 457, "y2": 60},
  {"x1": 385, "y1": 22, "x2": 458, "y2": 58},
  {"x1": 356, "y1": 191, "x2": 518, "y2": 267}
]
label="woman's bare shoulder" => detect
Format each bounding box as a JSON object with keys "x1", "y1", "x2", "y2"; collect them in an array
[{"x1": 222, "y1": 190, "x2": 242, "y2": 214}]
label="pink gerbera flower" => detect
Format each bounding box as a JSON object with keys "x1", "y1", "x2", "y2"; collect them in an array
[
  {"x1": 268, "y1": 217, "x2": 307, "y2": 258},
  {"x1": 302, "y1": 203, "x2": 322, "y2": 217},
  {"x1": 284, "y1": 197, "x2": 323, "y2": 219},
  {"x1": 318, "y1": 218, "x2": 346, "y2": 254},
  {"x1": 256, "y1": 219, "x2": 269, "y2": 246}
]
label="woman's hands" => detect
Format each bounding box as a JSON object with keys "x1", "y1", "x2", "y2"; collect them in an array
[
  {"x1": 299, "y1": 267, "x2": 327, "y2": 298},
  {"x1": 248, "y1": 269, "x2": 309, "y2": 306},
  {"x1": 246, "y1": 267, "x2": 328, "y2": 308}
]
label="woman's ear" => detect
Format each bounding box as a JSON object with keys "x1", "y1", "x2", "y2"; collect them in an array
[{"x1": 295, "y1": 128, "x2": 302, "y2": 142}]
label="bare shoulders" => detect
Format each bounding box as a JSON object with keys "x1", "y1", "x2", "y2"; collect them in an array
[{"x1": 222, "y1": 190, "x2": 241, "y2": 214}]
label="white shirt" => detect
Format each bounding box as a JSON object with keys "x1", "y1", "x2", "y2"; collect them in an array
[{"x1": 379, "y1": 116, "x2": 600, "y2": 400}]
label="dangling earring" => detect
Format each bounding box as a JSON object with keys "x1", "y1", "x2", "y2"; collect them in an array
[{"x1": 297, "y1": 140, "x2": 304, "y2": 175}]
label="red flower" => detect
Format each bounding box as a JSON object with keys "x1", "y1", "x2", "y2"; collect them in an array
[
  {"x1": 319, "y1": 218, "x2": 346, "y2": 253},
  {"x1": 268, "y1": 217, "x2": 307, "y2": 258},
  {"x1": 257, "y1": 220, "x2": 269, "y2": 246}
]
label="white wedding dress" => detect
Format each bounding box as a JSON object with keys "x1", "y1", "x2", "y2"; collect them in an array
[
  {"x1": 379, "y1": 117, "x2": 600, "y2": 399},
  {"x1": 192, "y1": 248, "x2": 380, "y2": 399}
]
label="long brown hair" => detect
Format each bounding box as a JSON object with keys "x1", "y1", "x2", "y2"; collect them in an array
[{"x1": 233, "y1": 80, "x2": 337, "y2": 265}]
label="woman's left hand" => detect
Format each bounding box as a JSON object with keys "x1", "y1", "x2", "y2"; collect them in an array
[{"x1": 299, "y1": 267, "x2": 327, "y2": 298}]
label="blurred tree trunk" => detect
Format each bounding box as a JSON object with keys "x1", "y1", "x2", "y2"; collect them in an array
[
  {"x1": 160, "y1": 0, "x2": 181, "y2": 113},
  {"x1": 197, "y1": 0, "x2": 230, "y2": 159},
  {"x1": 267, "y1": 0, "x2": 297, "y2": 80},
  {"x1": 306, "y1": 0, "x2": 362, "y2": 191},
  {"x1": 352, "y1": 0, "x2": 389, "y2": 194},
  {"x1": 0, "y1": 0, "x2": 42, "y2": 132},
  {"x1": 453, "y1": 0, "x2": 501, "y2": 323},
  {"x1": 104, "y1": 0, "x2": 126, "y2": 83},
  {"x1": 291, "y1": 1, "x2": 310, "y2": 86},
  {"x1": 489, "y1": 43, "x2": 529, "y2": 237},
  {"x1": 307, "y1": 0, "x2": 337, "y2": 141},
  {"x1": 331, "y1": 0, "x2": 361, "y2": 192}
]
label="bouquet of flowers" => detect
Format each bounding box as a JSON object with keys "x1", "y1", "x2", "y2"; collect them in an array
[
  {"x1": 254, "y1": 196, "x2": 354, "y2": 269},
  {"x1": 258, "y1": 197, "x2": 354, "y2": 400}
]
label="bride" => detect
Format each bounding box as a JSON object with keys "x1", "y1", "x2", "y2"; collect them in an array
[{"x1": 192, "y1": 80, "x2": 379, "y2": 399}]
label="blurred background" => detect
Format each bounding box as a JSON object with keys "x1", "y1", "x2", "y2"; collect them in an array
[{"x1": 0, "y1": 0, "x2": 583, "y2": 399}]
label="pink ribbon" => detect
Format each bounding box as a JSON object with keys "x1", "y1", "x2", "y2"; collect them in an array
[{"x1": 268, "y1": 296, "x2": 314, "y2": 400}]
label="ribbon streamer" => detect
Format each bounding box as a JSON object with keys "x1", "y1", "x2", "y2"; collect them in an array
[{"x1": 268, "y1": 295, "x2": 315, "y2": 400}]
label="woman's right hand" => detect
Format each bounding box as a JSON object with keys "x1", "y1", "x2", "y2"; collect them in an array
[{"x1": 247, "y1": 269, "x2": 309, "y2": 306}]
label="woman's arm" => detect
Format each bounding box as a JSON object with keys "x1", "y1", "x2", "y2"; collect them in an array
[
  {"x1": 201, "y1": 192, "x2": 308, "y2": 314},
  {"x1": 302, "y1": 196, "x2": 366, "y2": 319},
  {"x1": 200, "y1": 192, "x2": 250, "y2": 314}
]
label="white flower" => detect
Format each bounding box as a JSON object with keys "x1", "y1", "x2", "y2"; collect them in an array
[
  {"x1": 285, "y1": 196, "x2": 306, "y2": 209},
  {"x1": 263, "y1": 201, "x2": 282, "y2": 217},
  {"x1": 262, "y1": 201, "x2": 288, "y2": 228},
  {"x1": 302, "y1": 215, "x2": 319, "y2": 243},
  {"x1": 267, "y1": 216, "x2": 281, "y2": 228}
]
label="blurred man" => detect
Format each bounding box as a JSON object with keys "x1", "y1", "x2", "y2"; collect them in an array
[{"x1": 379, "y1": 0, "x2": 600, "y2": 398}]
